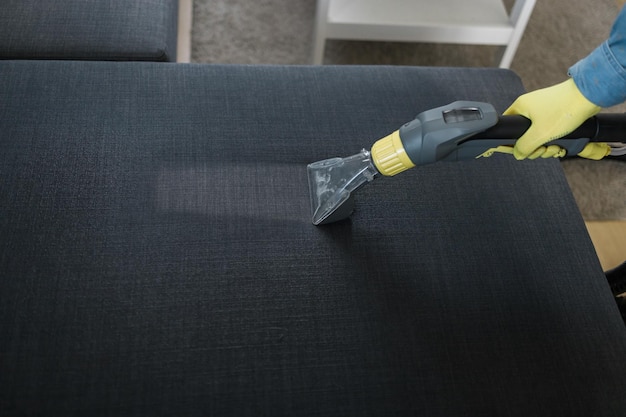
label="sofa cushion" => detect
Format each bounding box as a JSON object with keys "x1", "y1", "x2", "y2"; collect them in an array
[
  {"x1": 0, "y1": 0, "x2": 178, "y2": 61},
  {"x1": 0, "y1": 61, "x2": 625, "y2": 416}
]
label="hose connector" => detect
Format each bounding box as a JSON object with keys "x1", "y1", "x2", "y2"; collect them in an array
[{"x1": 371, "y1": 130, "x2": 415, "y2": 176}]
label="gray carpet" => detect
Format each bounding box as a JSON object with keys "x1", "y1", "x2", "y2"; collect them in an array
[{"x1": 191, "y1": 0, "x2": 626, "y2": 220}]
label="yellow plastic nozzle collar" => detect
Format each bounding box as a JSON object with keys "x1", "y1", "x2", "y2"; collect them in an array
[{"x1": 371, "y1": 130, "x2": 415, "y2": 176}]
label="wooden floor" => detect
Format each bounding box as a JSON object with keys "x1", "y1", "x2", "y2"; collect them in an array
[{"x1": 585, "y1": 221, "x2": 626, "y2": 271}]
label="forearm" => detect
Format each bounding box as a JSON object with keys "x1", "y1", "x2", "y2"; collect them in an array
[{"x1": 569, "y1": 5, "x2": 626, "y2": 107}]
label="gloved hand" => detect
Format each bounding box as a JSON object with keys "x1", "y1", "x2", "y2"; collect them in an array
[{"x1": 503, "y1": 78, "x2": 611, "y2": 160}]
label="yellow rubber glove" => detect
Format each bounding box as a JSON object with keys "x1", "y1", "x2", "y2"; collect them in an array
[{"x1": 503, "y1": 78, "x2": 611, "y2": 160}]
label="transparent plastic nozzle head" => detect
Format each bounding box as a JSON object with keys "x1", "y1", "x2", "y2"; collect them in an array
[{"x1": 307, "y1": 149, "x2": 379, "y2": 225}]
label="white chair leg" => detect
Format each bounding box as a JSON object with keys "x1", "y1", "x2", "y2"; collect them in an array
[
  {"x1": 500, "y1": 0, "x2": 536, "y2": 68},
  {"x1": 312, "y1": 0, "x2": 330, "y2": 65},
  {"x1": 498, "y1": 45, "x2": 515, "y2": 69},
  {"x1": 312, "y1": 38, "x2": 326, "y2": 65}
]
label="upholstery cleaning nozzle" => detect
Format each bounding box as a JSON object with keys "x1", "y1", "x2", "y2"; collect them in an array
[{"x1": 307, "y1": 101, "x2": 626, "y2": 225}]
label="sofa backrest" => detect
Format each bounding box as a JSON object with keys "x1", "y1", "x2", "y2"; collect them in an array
[{"x1": 0, "y1": 0, "x2": 178, "y2": 61}]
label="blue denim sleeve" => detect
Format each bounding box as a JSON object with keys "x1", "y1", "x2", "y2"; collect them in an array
[{"x1": 568, "y1": 6, "x2": 626, "y2": 107}]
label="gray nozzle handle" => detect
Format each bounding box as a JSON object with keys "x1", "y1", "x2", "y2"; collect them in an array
[{"x1": 399, "y1": 101, "x2": 500, "y2": 165}]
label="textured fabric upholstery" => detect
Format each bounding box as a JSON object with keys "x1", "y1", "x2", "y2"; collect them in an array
[
  {"x1": 0, "y1": 0, "x2": 178, "y2": 61},
  {"x1": 0, "y1": 61, "x2": 625, "y2": 416}
]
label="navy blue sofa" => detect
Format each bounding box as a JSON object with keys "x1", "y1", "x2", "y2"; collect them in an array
[{"x1": 1, "y1": 3, "x2": 625, "y2": 416}]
